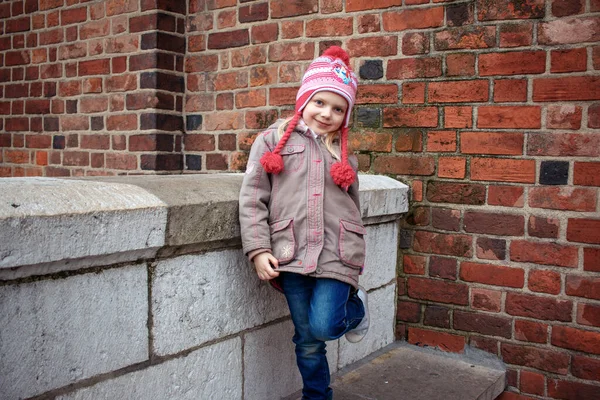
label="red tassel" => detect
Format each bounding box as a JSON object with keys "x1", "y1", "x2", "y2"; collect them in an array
[
  {"x1": 322, "y1": 46, "x2": 350, "y2": 67},
  {"x1": 260, "y1": 151, "x2": 284, "y2": 174},
  {"x1": 330, "y1": 161, "x2": 355, "y2": 190}
]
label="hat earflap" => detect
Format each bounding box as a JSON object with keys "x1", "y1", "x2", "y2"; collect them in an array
[{"x1": 260, "y1": 111, "x2": 302, "y2": 174}]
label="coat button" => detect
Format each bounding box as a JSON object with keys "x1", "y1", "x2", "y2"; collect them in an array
[
  {"x1": 287, "y1": 146, "x2": 294, "y2": 153},
  {"x1": 316, "y1": 267, "x2": 323, "y2": 274}
]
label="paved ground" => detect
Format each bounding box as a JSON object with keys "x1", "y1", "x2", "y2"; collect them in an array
[{"x1": 285, "y1": 341, "x2": 506, "y2": 400}]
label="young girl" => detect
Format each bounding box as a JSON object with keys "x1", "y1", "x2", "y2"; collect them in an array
[{"x1": 238, "y1": 47, "x2": 369, "y2": 400}]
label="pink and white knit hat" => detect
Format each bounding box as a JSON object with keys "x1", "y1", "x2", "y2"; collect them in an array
[{"x1": 260, "y1": 46, "x2": 359, "y2": 190}]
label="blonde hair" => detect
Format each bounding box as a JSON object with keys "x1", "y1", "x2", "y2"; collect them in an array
[{"x1": 277, "y1": 117, "x2": 341, "y2": 161}]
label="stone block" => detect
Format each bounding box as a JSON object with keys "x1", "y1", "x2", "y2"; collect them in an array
[
  {"x1": 0, "y1": 178, "x2": 166, "y2": 270},
  {"x1": 0, "y1": 265, "x2": 148, "y2": 399},
  {"x1": 58, "y1": 339, "x2": 242, "y2": 400},
  {"x1": 361, "y1": 222, "x2": 398, "y2": 290},
  {"x1": 358, "y1": 175, "x2": 409, "y2": 222},
  {"x1": 338, "y1": 283, "x2": 396, "y2": 369},
  {"x1": 152, "y1": 249, "x2": 289, "y2": 355},
  {"x1": 244, "y1": 320, "x2": 302, "y2": 399}
]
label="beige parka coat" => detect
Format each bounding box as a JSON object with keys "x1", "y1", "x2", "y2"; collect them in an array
[{"x1": 238, "y1": 119, "x2": 366, "y2": 289}]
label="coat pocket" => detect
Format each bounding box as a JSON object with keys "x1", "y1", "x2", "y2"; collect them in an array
[
  {"x1": 269, "y1": 218, "x2": 296, "y2": 264},
  {"x1": 281, "y1": 144, "x2": 305, "y2": 173},
  {"x1": 339, "y1": 220, "x2": 366, "y2": 268}
]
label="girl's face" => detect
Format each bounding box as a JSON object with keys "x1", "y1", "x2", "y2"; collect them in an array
[{"x1": 302, "y1": 91, "x2": 348, "y2": 136}]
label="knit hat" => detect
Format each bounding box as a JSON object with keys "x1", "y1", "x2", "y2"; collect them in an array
[{"x1": 260, "y1": 46, "x2": 358, "y2": 190}]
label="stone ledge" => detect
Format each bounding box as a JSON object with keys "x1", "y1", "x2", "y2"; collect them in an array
[{"x1": 0, "y1": 174, "x2": 408, "y2": 272}]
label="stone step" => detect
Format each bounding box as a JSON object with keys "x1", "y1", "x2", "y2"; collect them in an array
[{"x1": 286, "y1": 341, "x2": 506, "y2": 400}]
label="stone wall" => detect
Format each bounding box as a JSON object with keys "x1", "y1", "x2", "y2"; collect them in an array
[{"x1": 0, "y1": 174, "x2": 408, "y2": 400}]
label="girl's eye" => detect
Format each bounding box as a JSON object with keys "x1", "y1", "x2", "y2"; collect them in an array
[
  {"x1": 314, "y1": 100, "x2": 323, "y2": 105},
  {"x1": 335, "y1": 108, "x2": 345, "y2": 114}
]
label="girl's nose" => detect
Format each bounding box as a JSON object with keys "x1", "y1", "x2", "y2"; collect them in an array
[{"x1": 321, "y1": 107, "x2": 331, "y2": 118}]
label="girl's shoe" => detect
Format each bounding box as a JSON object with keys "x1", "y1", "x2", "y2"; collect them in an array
[{"x1": 345, "y1": 287, "x2": 369, "y2": 343}]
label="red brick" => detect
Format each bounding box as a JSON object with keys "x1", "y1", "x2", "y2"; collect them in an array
[
  {"x1": 460, "y1": 132, "x2": 523, "y2": 156},
  {"x1": 508, "y1": 293, "x2": 572, "y2": 324},
  {"x1": 346, "y1": 0, "x2": 401, "y2": 12},
  {"x1": 268, "y1": 42, "x2": 313, "y2": 62},
  {"x1": 480, "y1": 51, "x2": 545, "y2": 76},
  {"x1": 106, "y1": 153, "x2": 137, "y2": 170},
  {"x1": 106, "y1": 0, "x2": 137, "y2": 16},
  {"x1": 403, "y1": 254, "x2": 426, "y2": 275},
  {"x1": 470, "y1": 337, "x2": 500, "y2": 356},
  {"x1": 63, "y1": 151, "x2": 90, "y2": 167},
  {"x1": 80, "y1": 97, "x2": 108, "y2": 113},
  {"x1": 445, "y1": 53, "x2": 475, "y2": 76},
  {"x1": 477, "y1": 106, "x2": 541, "y2": 129},
  {"x1": 549, "y1": 379, "x2": 600, "y2": 399},
  {"x1": 402, "y1": 82, "x2": 425, "y2": 104},
  {"x1": 270, "y1": 0, "x2": 317, "y2": 17},
  {"x1": 185, "y1": 54, "x2": 219, "y2": 73},
  {"x1": 413, "y1": 231, "x2": 472, "y2": 258},
  {"x1": 488, "y1": 185, "x2": 524, "y2": 208},
  {"x1": 346, "y1": 36, "x2": 398, "y2": 57},
  {"x1": 471, "y1": 288, "x2": 502, "y2": 312},
  {"x1": 280, "y1": 20, "x2": 303, "y2": 39},
  {"x1": 243, "y1": 110, "x2": 277, "y2": 131},
  {"x1": 577, "y1": 303, "x2": 600, "y2": 329},
  {"x1": 60, "y1": 116, "x2": 89, "y2": 131},
  {"x1": 444, "y1": 106, "x2": 472, "y2": 128},
  {"x1": 25, "y1": 134, "x2": 51, "y2": 149},
  {"x1": 203, "y1": 112, "x2": 243, "y2": 131},
  {"x1": 397, "y1": 300, "x2": 421, "y2": 322},
  {"x1": 269, "y1": 87, "x2": 298, "y2": 106},
  {"x1": 533, "y1": 76, "x2": 600, "y2": 101},
  {"x1": 501, "y1": 343, "x2": 569, "y2": 374},
  {"x1": 454, "y1": 310, "x2": 511, "y2": 338},
  {"x1": 528, "y1": 216, "x2": 559, "y2": 239},
  {"x1": 429, "y1": 80, "x2": 488, "y2": 103},
  {"x1": 511, "y1": 240, "x2": 578, "y2": 268},
  {"x1": 546, "y1": 104, "x2": 582, "y2": 130},
  {"x1": 306, "y1": 17, "x2": 352, "y2": 37},
  {"x1": 552, "y1": 0, "x2": 585, "y2": 16},
  {"x1": 356, "y1": 85, "x2": 398, "y2": 105},
  {"x1": 235, "y1": 89, "x2": 266, "y2": 109},
  {"x1": 590, "y1": 103, "x2": 600, "y2": 128},
  {"x1": 538, "y1": 17, "x2": 600, "y2": 45},
  {"x1": 478, "y1": 0, "x2": 545, "y2": 20},
  {"x1": 584, "y1": 248, "x2": 600, "y2": 272},
  {"x1": 471, "y1": 158, "x2": 535, "y2": 184},
  {"x1": 382, "y1": 7, "x2": 444, "y2": 31},
  {"x1": 185, "y1": 133, "x2": 216, "y2": 152},
  {"x1": 551, "y1": 48, "x2": 587, "y2": 73},
  {"x1": 25, "y1": 100, "x2": 51, "y2": 115},
  {"x1": 464, "y1": 211, "x2": 524, "y2": 236},
  {"x1": 552, "y1": 325, "x2": 600, "y2": 355},
  {"x1": 520, "y1": 370, "x2": 545, "y2": 396},
  {"x1": 80, "y1": 135, "x2": 110, "y2": 150},
  {"x1": 78, "y1": 59, "x2": 110, "y2": 76},
  {"x1": 476, "y1": 238, "x2": 506, "y2": 260},
  {"x1": 434, "y1": 26, "x2": 495, "y2": 50},
  {"x1": 395, "y1": 130, "x2": 423, "y2": 152},
  {"x1": 438, "y1": 157, "x2": 466, "y2": 179},
  {"x1": 383, "y1": 107, "x2": 438, "y2": 128},
  {"x1": 5, "y1": 150, "x2": 30, "y2": 164},
  {"x1": 107, "y1": 114, "x2": 137, "y2": 131},
  {"x1": 529, "y1": 269, "x2": 561, "y2": 295},
  {"x1": 494, "y1": 79, "x2": 527, "y2": 102},
  {"x1": 574, "y1": 162, "x2": 600, "y2": 186},
  {"x1": 528, "y1": 133, "x2": 600, "y2": 157},
  {"x1": 500, "y1": 22, "x2": 533, "y2": 47},
  {"x1": 530, "y1": 187, "x2": 597, "y2": 212},
  {"x1": 373, "y1": 155, "x2": 435, "y2": 176},
  {"x1": 407, "y1": 206, "x2": 430, "y2": 227},
  {"x1": 79, "y1": 20, "x2": 110, "y2": 40},
  {"x1": 460, "y1": 261, "x2": 524, "y2": 288},
  {"x1": 61, "y1": 6, "x2": 87, "y2": 25},
  {"x1": 412, "y1": 181, "x2": 423, "y2": 202},
  {"x1": 427, "y1": 181, "x2": 485, "y2": 205},
  {"x1": 402, "y1": 32, "x2": 429, "y2": 56},
  {"x1": 408, "y1": 327, "x2": 465, "y2": 353},
  {"x1": 430, "y1": 256, "x2": 457, "y2": 280},
  {"x1": 572, "y1": 356, "x2": 600, "y2": 387},
  {"x1": 426, "y1": 131, "x2": 455, "y2": 152},
  {"x1": 388, "y1": 57, "x2": 442, "y2": 80},
  {"x1": 348, "y1": 132, "x2": 392, "y2": 152},
  {"x1": 566, "y1": 275, "x2": 600, "y2": 301},
  {"x1": 567, "y1": 218, "x2": 600, "y2": 244},
  {"x1": 514, "y1": 319, "x2": 548, "y2": 344},
  {"x1": 59, "y1": 80, "x2": 82, "y2": 97}
]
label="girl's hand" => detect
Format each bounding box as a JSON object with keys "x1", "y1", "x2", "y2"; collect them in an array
[{"x1": 253, "y1": 252, "x2": 280, "y2": 281}]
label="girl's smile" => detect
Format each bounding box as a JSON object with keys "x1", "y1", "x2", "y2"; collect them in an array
[{"x1": 302, "y1": 91, "x2": 348, "y2": 136}]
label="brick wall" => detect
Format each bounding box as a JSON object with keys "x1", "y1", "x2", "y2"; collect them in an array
[{"x1": 2, "y1": 0, "x2": 600, "y2": 398}]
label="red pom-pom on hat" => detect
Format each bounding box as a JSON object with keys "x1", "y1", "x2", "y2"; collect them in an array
[
  {"x1": 322, "y1": 46, "x2": 350, "y2": 67},
  {"x1": 330, "y1": 162, "x2": 355, "y2": 190}
]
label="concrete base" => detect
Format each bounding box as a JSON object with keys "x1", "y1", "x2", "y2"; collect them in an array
[{"x1": 286, "y1": 341, "x2": 506, "y2": 400}]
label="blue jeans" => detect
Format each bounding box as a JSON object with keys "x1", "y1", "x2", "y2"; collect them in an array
[{"x1": 279, "y1": 272, "x2": 365, "y2": 400}]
